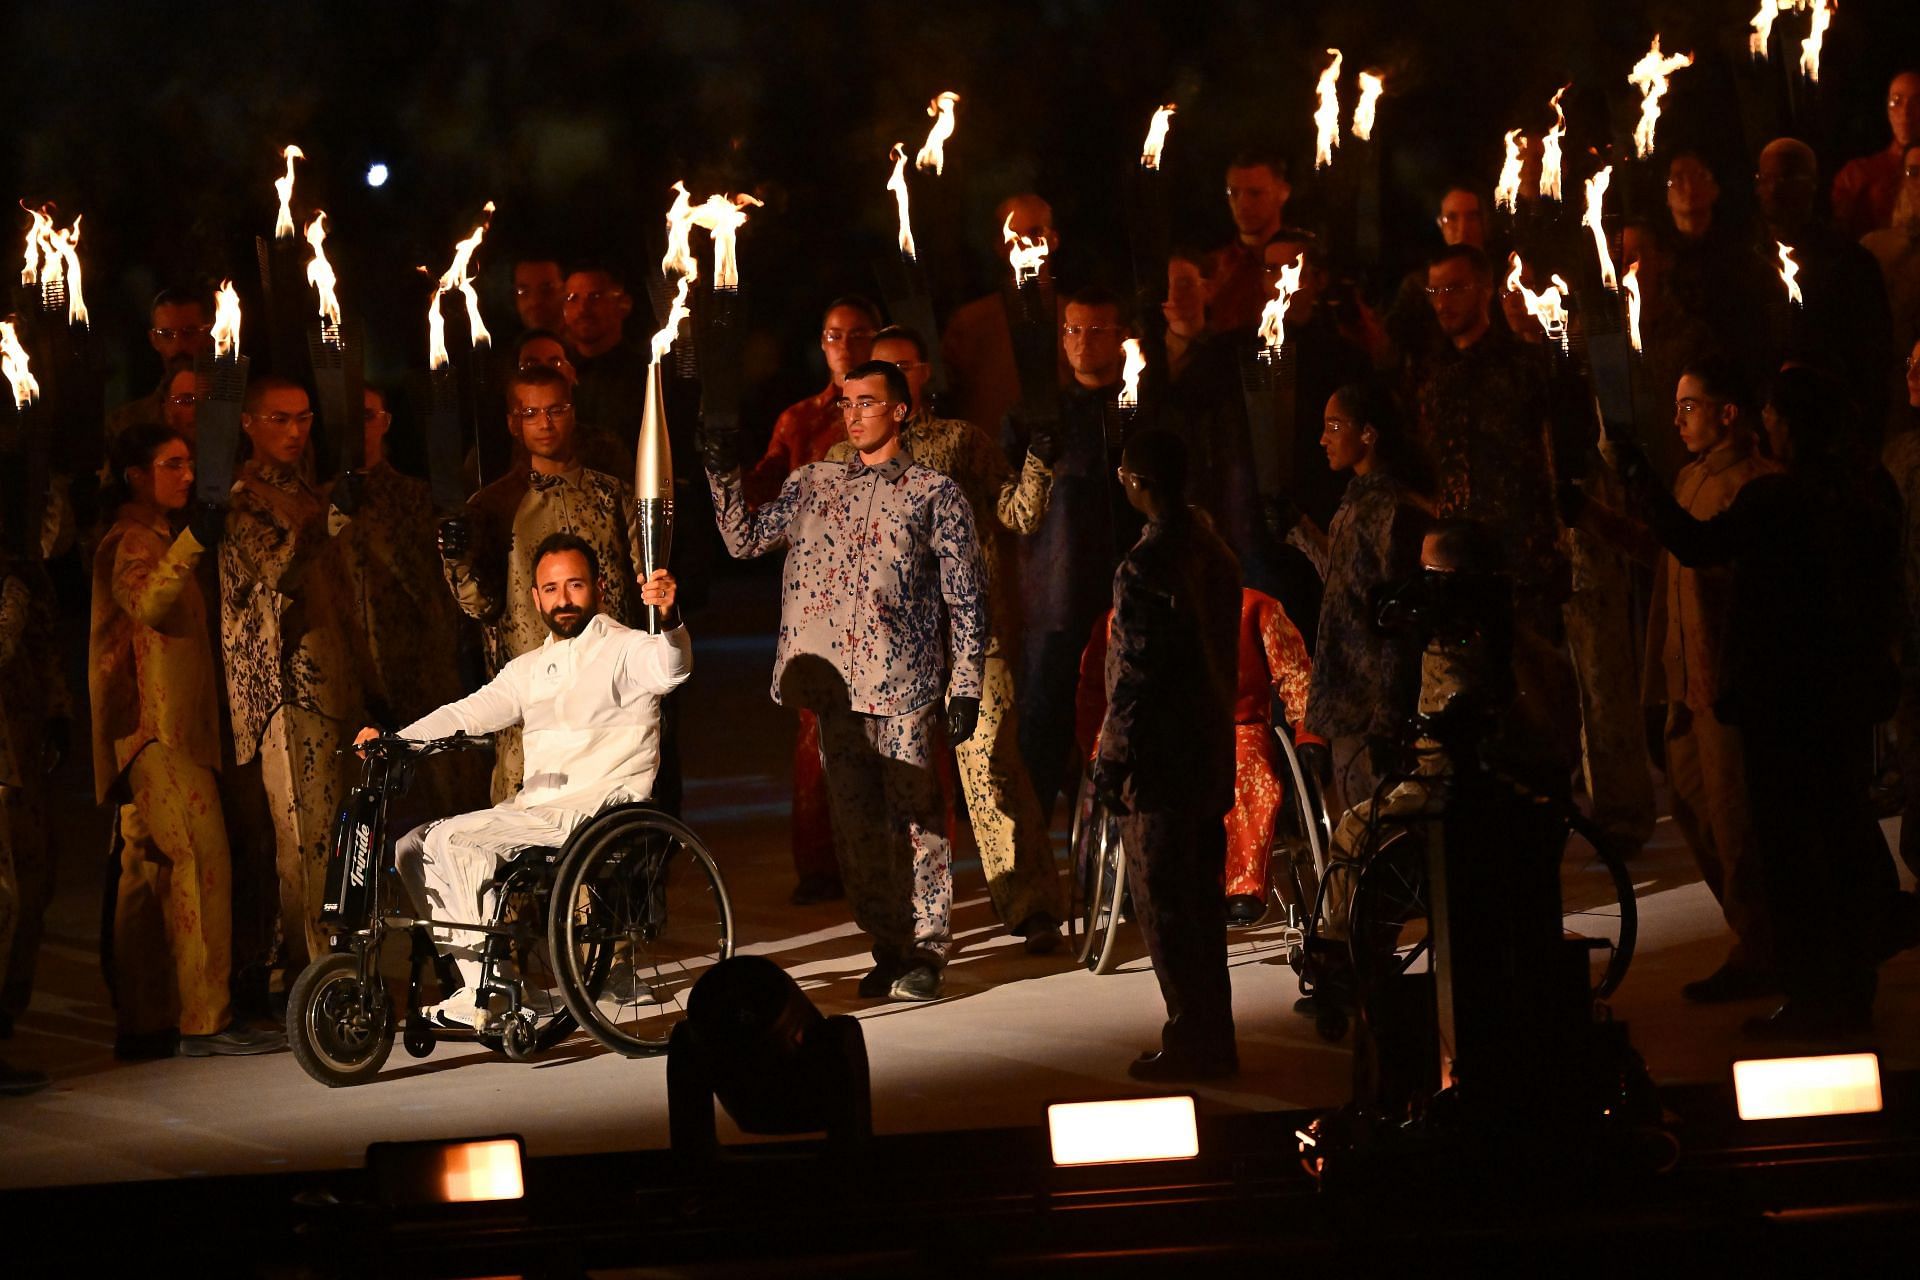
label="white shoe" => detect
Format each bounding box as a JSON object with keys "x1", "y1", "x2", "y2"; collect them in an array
[{"x1": 424, "y1": 998, "x2": 485, "y2": 1031}]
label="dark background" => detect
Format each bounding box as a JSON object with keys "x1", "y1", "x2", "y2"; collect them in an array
[{"x1": 5, "y1": 0, "x2": 1918, "y2": 450}]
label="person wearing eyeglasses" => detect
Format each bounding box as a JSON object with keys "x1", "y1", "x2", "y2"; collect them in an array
[
  {"x1": 1758, "y1": 137, "x2": 1896, "y2": 434},
  {"x1": 705, "y1": 359, "x2": 987, "y2": 1003},
  {"x1": 1832, "y1": 70, "x2": 1920, "y2": 239},
  {"x1": 512, "y1": 257, "x2": 566, "y2": 335},
  {"x1": 562, "y1": 262, "x2": 651, "y2": 454},
  {"x1": 218, "y1": 376, "x2": 367, "y2": 976},
  {"x1": 744, "y1": 296, "x2": 881, "y2": 507},
  {"x1": 106, "y1": 285, "x2": 214, "y2": 439},
  {"x1": 825, "y1": 325, "x2": 1064, "y2": 951},
  {"x1": 435, "y1": 364, "x2": 649, "y2": 808},
  {"x1": 1206, "y1": 150, "x2": 1301, "y2": 334}
]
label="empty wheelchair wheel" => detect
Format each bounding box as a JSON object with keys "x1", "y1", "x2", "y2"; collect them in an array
[
  {"x1": 547, "y1": 806, "x2": 734, "y2": 1056},
  {"x1": 1066, "y1": 772, "x2": 1130, "y2": 975}
]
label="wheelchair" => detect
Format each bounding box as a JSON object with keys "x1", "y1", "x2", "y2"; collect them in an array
[
  {"x1": 286, "y1": 733, "x2": 735, "y2": 1087},
  {"x1": 1293, "y1": 737, "x2": 1638, "y2": 1043},
  {"x1": 1065, "y1": 726, "x2": 1332, "y2": 976}
]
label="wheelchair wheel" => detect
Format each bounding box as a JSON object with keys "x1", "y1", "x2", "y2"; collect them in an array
[
  {"x1": 1269, "y1": 729, "x2": 1331, "y2": 927},
  {"x1": 1562, "y1": 814, "x2": 1638, "y2": 1000},
  {"x1": 1347, "y1": 824, "x2": 1431, "y2": 985},
  {"x1": 287, "y1": 953, "x2": 394, "y2": 1087},
  {"x1": 1065, "y1": 770, "x2": 1100, "y2": 957},
  {"x1": 475, "y1": 870, "x2": 580, "y2": 1059},
  {"x1": 1083, "y1": 806, "x2": 1130, "y2": 976},
  {"x1": 548, "y1": 807, "x2": 734, "y2": 1056}
]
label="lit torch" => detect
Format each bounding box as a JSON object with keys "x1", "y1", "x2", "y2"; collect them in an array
[
  {"x1": 1584, "y1": 166, "x2": 1618, "y2": 291},
  {"x1": 1623, "y1": 263, "x2": 1643, "y2": 353},
  {"x1": 1351, "y1": 71, "x2": 1384, "y2": 141},
  {"x1": 915, "y1": 91, "x2": 960, "y2": 175},
  {"x1": 662, "y1": 181, "x2": 699, "y2": 281},
  {"x1": 20, "y1": 204, "x2": 87, "y2": 328},
  {"x1": 1799, "y1": 0, "x2": 1832, "y2": 83},
  {"x1": 194, "y1": 282, "x2": 250, "y2": 508},
  {"x1": 304, "y1": 212, "x2": 341, "y2": 331},
  {"x1": 1257, "y1": 259, "x2": 1305, "y2": 361},
  {"x1": 0, "y1": 321, "x2": 38, "y2": 408},
  {"x1": 1117, "y1": 337, "x2": 1145, "y2": 410},
  {"x1": 687, "y1": 191, "x2": 763, "y2": 292},
  {"x1": 1777, "y1": 240, "x2": 1804, "y2": 306},
  {"x1": 1495, "y1": 129, "x2": 1527, "y2": 213},
  {"x1": 1141, "y1": 104, "x2": 1176, "y2": 170},
  {"x1": 273, "y1": 144, "x2": 304, "y2": 240},
  {"x1": 1750, "y1": 1, "x2": 1787, "y2": 57},
  {"x1": 1004, "y1": 213, "x2": 1050, "y2": 288},
  {"x1": 636, "y1": 259, "x2": 688, "y2": 634},
  {"x1": 425, "y1": 202, "x2": 496, "y2": 368},
  {"x1": 1540, "y1": 86, "x2": 1569, "y2": 202},
  {"x1": 888, "y1": 144, "x2": 918, "y2": 260},
  {"x1": 1314, "y1": 49, "x2": 1343, "y2": 170},
  {"x1": 1629, "y1": 37, "x2": 1694, "y2": 159}
]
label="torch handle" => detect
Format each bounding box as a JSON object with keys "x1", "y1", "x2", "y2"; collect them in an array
[{"x1": 637, "y1": 497, "x2": 675, "y2": 634}]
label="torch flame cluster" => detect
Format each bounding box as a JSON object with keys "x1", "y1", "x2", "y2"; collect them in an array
[
  {"x1": 1117, "y1": 338, "x2": 1146, "y2": 409},
  {"x1": 1, "y1": 320, "x2": 38, "y2": 408},
  {"x1": 1257, "y1": 258, "x2": 1305, "y2": 357},
  {"x1": 1506, "y1": 253, "x2": 1571, "y2": 350},
  {"x1": 304, "y1": 212, "x2": 341, "y2": 329},
  {"x1": 1629, "y1": 37, "x2": 1694, "y2": 159},
  {"x1": 1494, "y1": 129, "x2": 1527, "y2": 213},
  {"x1": 1539, "y1": 86, "x2": 1570, "y2": 202},
  {"x1": 1777, "y1": 241, "x2": 1804, "y2": 306},
  {"x1": 1313, "y1": 49, "x2": 1344, "y2": 169},
  {"x1": 19, "y1": 204, "x2": 88, "y2": 327},
  {"x1": 1352, "y1": 72, "x2": 1385, "y2": 142},
  {"x1": 1141, "y1": 104, "x2": 1176, "y2": 170},
  {"x1": 1003, "y1": 213, "x2": 1050, "y2": 286},
  {"x1": 212, "y1": 280, "x2": 243, "y2": 360},
  {"x1": 915, "y1": 91, "x2": 961, "y2": 175},
  {"x1": 425, "y1": 202, "x2": 495, "y2": 370},
  {"x1": 1750, "y1": 1, "x2": 1834, "y2": 82},
  {"x1": 887, "y1": 144, "x2": 918, "y2": 260},
  {"x1": 274, "y1": 145, "x2": 304, "y2": 240},
  {"x1": 655, "y1": 181, "x2": 762, "y2": 362},
  {"x1": 1583, "y1": 165, "x2": 1618, "y2": 292}
]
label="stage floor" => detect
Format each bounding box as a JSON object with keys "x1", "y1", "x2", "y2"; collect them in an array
[{"x1": 5, "y1": 570, "x2": 1918, "y2": 1191}]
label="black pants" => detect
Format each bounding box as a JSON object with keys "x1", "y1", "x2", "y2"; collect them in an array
[
  {"x1": 1017, "y1": 627, "x2": 1088, "y2": 829},
  {"x1": 1744, "y1": 714, "x2": 1899, "y2": 1014},
  {"x1": 1119, "y1": 807, "x2": 1235, "y2": 1055}
]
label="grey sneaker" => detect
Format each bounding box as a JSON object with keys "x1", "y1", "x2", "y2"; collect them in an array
[
  {"x1": 179, "y1": 1025, "x2": 286, "y2": 1057},
  {"x1": 888, "y1": 965, "x2": 942, "y2": 1002}
]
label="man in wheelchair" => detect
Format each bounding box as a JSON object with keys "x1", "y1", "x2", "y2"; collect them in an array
[{"x1": 353, "y1": 531, "x2": 689, "y2": 1029}]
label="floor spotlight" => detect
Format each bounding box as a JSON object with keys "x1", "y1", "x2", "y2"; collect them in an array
[
  {"x1": 667, "y1": 956, "x2": 870, "y2": 1161},
  {"x1": 1048, "y1": 1095, "x2": 1199, "y2": 1167},
  {"x1": 366, "y1": 1135, "x2": 525, "y2": 1206},
  {"x1": 1733, "y1": 1052, "x2": 1882, "y2": 1121}
]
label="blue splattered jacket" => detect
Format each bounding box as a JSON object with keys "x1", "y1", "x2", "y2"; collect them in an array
[{"x1": 710, "y1": 453, "x2": 987, "y2": 717}]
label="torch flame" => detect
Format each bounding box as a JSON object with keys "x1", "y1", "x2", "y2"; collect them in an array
[
  {"x1": 425, "y1": 202, "x2": 495, "y2": 368},
  {"x1": 651, "y1": 274, "x2": 692, "y2": 365},
  {"x1": 0, "y1": 320, "x2": 38, "y2": 408},
  {"x1": 1257, "y1": 258, "x2": 1305, "y2": 357},
  {"x1": 19, "y1": 205, "x2": 48, "y2": 287},
  {"x1": 1506, "y1": 253, "x2": 1572, "y2": 349},
  {"x1": 1777, "y1": 240, "x2": 1804, "y2": 306},
  {"x1": 1799, "y1": 0, "x2": 1832, "y2": 83},
  {"x1": 662, "y1": 181, "x2": 699, "y2": 281},
  {"x1": 211, "y1": 280, "x2": 242, "y2": 360},
  {"x1": 19, "y1": 204, "x2": 88, "y2": 326},
  {"x1": 1141, "y1": 104, "x2": 1176, "y2": 170},
  {"x1": 1117, "y1": 338, "x2": 1145, "y2": 409},
  {"x1": 1623, "y1": 263, "x2": 1643, "y2": 353},
  {"x1": 1003, "y1": 213, "x2": 1050, "y2": 286},
  {"x1": 1351, "y1": 72, "x2": 1385, "y2": 141},
  {"x1": 303, "y1": 212, "x2": 341, "y2": 329},
  {"x1": 1750, "y1": 0, "x2": 1786, "y2": 57},
  {"x1": 1540, "y1": 86, "x2": 1570, "y2": 202},
  {"x1": 888, "y1": 144, "x2": 917, "y2": 261},
  {"x1": 1313, "y1": 49, "x2": 1343, "y2": 170},
  {"x1": 274, "y1": 144, "x2": 304, "y2": 240},
  {"x1": 1629, "y1": 37, "x2": 1694, "y2": 159},
  {"x1": 1494, "y1": 129, "x2": 1527, "y2": 213},
  {"x1": 687, "y1": 191, "x2": 763, "y2": 291},
  {"x1": 915, "y1": 91, "x2": 961, "y2": 175},
  {"x1": 1583, "y1": 165, "x2": 1619, "y2": 292}
]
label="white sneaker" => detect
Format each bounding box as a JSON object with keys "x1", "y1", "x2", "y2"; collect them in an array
[{"x1": 424, "y1": 997, "x2": 485, "y2": 1031}]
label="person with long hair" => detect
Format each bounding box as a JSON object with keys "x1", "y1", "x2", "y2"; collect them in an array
[
  {"x1": 1298, "y1": 381, "x2": 1430, "y2": 818},
  {"x1": 90, "y1": 424, "x2": 281, "y2": 1058},
  {"x1": 1627, "y1": 365, "x2": 1914, "y2": 1040}
]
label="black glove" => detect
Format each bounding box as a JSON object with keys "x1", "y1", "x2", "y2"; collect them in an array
[
  {"x1": 1261, "y1": 494, "x2": 1304, "y2": 543},
  {"x1": 186, "y1": 501, "x2": 227, "y2": 550},
  {"x1": 436, "y1": 516, "x2": 471, "y2": 560},
  {"x1": 946, "y1": 695, "x2": 980, "y2": 747},
  {"x1": 330, "y1": 470, "x2": 365, "y2": 518},
  {"x1": 698, "y1": 414, "x2": 741, "y2": 476},
  {"x1": 1611, "y1": 439, "x2": 1656, "y2": 503},
  {"x1": 1026, "y1": 419, "x2": 1063, "y2": 466},
  {"x1": 43, "y1": 717, "x2": 70, "y2": 776},
  {"x1": 1090, "y1": 758, "x2": 1131, "y2": 816},
  {"x1": 1555, "y1": 478, "x2": 1590, "y2": 527},
  {"x1": 1296, "y1": 740, "x2": 1333, "y2": 790}
]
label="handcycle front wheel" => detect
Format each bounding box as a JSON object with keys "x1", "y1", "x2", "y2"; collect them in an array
[
  {"x1": 287, "y1": 953, "x2": 395, "y2": 1087},
  {"x1": 547, "y1": 807, "x2": 734, "y2": 1057}
]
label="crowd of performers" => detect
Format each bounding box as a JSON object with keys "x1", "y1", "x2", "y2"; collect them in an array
[{"x1": 6, "y1": 68, "x2": 1920, "y2": 1094}]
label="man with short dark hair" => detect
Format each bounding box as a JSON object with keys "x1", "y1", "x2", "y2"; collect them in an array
[
  {"x1": 744, "y1": 296, "x2": 880, "y2": 505},
  {"x1": 706, "y1": 359, "x2": 987, "y2": 1002},
  {"x1": 1208, "y1": 152, "x2": 1296, "y2": 333},
  {"x1": 366, "y1": 539, "x2": 688, "y2": 1029},
  {"x1": 438, "y1": 364, "x2": 648, "y2": 804},
  {"x1": 563, "y1": 263, "x2": 650, "y2": 451},
  {"x1": 513, "y1": 257, "x2": 566, "y2": 334},
  {"x1": 1833, "y1": 70, "x2": 1920, "y2": 237},
  {"x1": 1094, "y1": 428, "x2": 1242, "y2": 1080},
  {"x1": 516, "y1": 328, "x2": 626, "y2": 476},
  {"x1": 219, "y1": 375, "x2": 365, "y2": 971},
  {"x1": 108, "y1": 287, "x2": 214, "y2": 437}
]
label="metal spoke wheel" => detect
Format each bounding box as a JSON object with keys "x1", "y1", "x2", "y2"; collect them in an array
[
  {"x1": 1268, "y1": 729, "x2": 1331, "y2": 931},
  {"x1": 1348, "y1": 825, "x2": 1431, "y2": 985},
  {"x1": 1067, "y1": 772, "x2": 1130, "y2": 975},
  {"x1": 477, "y1": 876, "x2": 581, "y2": 1059},
  {"x1": 548, "y1": 807, "x2": 733, "y2": 1056},
  {"x1": 1561, "y1": 815, "x2": 1638, "y2": 1000},
  {"x1": 287, "y1": 953, "x2": 395, "y2": 1087}
]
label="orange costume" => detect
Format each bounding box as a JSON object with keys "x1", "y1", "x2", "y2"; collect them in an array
[{"x1": 1074, "y1": 588, "x2": 1318, "y2": 902}]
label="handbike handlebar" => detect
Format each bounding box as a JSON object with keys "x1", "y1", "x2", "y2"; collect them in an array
[{"x1": 347, "y1": 731, "x2": 492, "y2": 760}]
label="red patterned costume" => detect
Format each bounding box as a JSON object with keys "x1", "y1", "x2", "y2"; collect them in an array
[{"x1": 1074, "y1": 588, "x2": 1319, "y2": 901}]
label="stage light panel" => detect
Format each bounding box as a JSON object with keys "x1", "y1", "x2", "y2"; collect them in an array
[
  {"x1": 368, "y1": 1135, "x2": 526, "y2": 1205},
  {"x1": 1733, "y1": 1053, "x2": 1882, "y2": 1121},
  {"x1": 1048, "y1": 1096, "x2": 1199, "y2": 1167}
]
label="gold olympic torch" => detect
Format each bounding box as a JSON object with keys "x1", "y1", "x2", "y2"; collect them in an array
[{"x1": 638, "y1": 269, "x2": 693, "y2": 634}]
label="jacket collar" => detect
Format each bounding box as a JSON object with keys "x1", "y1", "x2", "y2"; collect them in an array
[{"x1": 845, "y1": 451, "x2": 910, "y2": 481}]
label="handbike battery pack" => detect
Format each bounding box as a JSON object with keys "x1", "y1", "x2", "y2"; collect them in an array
[{"x1": 321, "y1": 789, "x2": 379, "y2": 925}]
